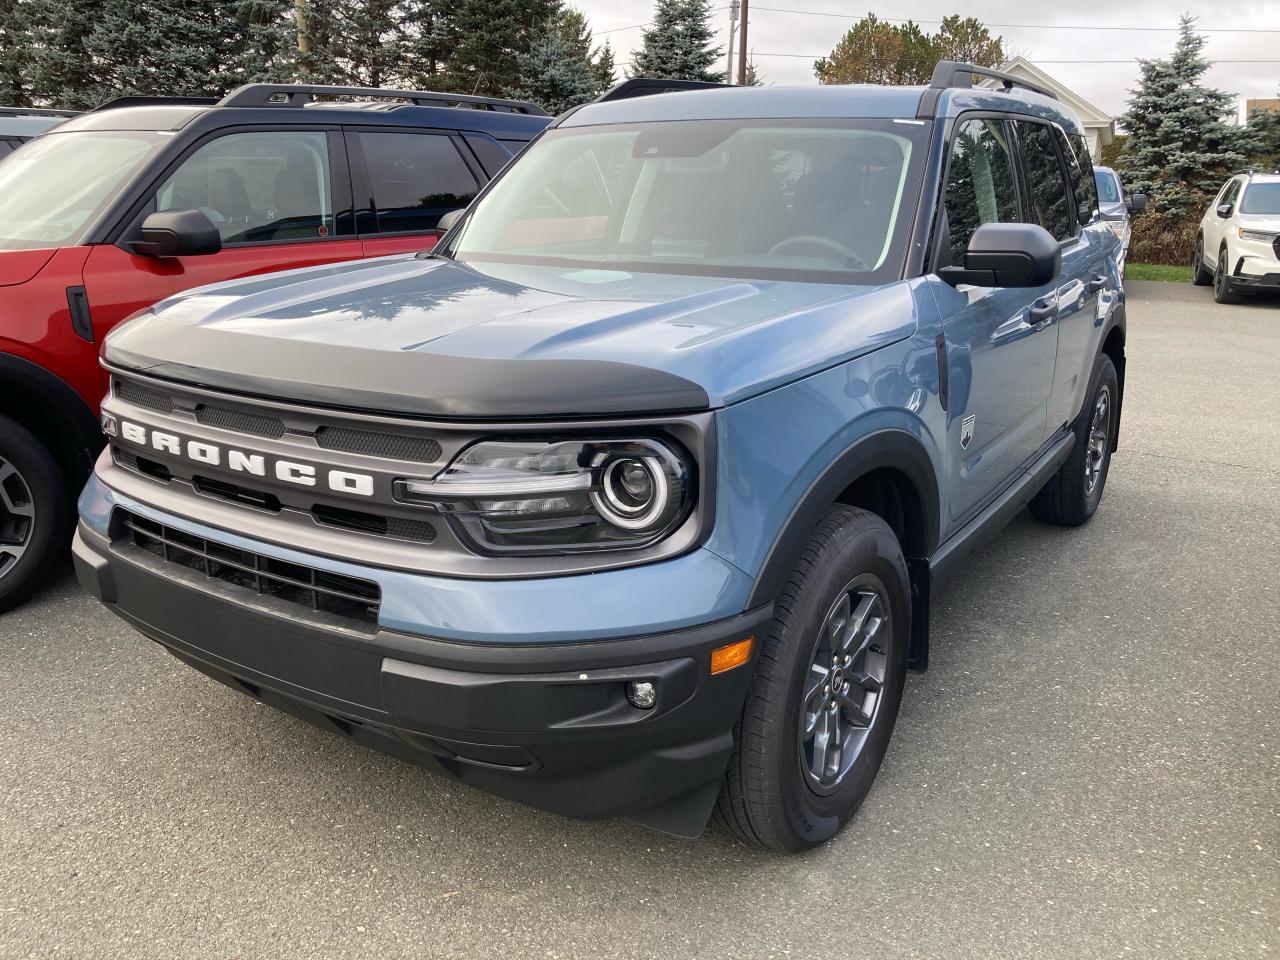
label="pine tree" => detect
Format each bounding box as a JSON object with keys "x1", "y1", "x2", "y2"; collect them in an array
[
  {"x1": 742, "y1": 60, "x2": 763, "y2": 86},
  {"x1": 1247, "y1": 101, "x2": 1280, "y2": 171},
  {"x1": 0, "y1": 0, "x2": 31, "y2": 104},
  {"x1": 593, "y1": 40, "x2": 616, "y2": 91},
  {"x1": 1118, "y1": 16, "x2": 1255, "y2": 219},
  {"x1": 440, "y1": 0, "x2": 562, "y2": 96},
  {"x1": 504, "y1": 27, "x2": 598, "y2": 114},
  {"x1": 630, "y1": 0, "x2": 724, "y2": 83},
  {"x1": 21, "y1": 0, "x2": 99, "y2": 107},
  {"x1": 400, "y1": 0, "x2": 456, "y2": 88}
]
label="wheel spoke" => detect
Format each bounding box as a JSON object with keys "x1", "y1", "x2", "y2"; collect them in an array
[
  {"x1": 836, "y1": 592, "x2": 877, "y2": 656},
  {"x1": 810, "y1": 706, "x2": 839, "y2": 783},
  {"x1": 802, "y1": 663, "x2": 829, "y2": 738},
  {"x1": 836, "y1": 684, "x2": 875, "y2": 727}
]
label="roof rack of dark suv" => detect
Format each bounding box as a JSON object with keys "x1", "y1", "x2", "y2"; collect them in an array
[
  {"x1": 595, "y1": 78, "x2": 727, "y2": 103},
  {"x1": 917, "y1": 60, "x2": 1058, "y2": 118},
  {"x1": 216, "y1": 83, "x2": 548, "y2": 116}
]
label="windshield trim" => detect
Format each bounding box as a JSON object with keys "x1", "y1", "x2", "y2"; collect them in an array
[{"x1": 438, "y1": 118, "x2": 930, "y2": 286}]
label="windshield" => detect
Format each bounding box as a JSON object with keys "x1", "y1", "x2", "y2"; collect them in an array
[
  {"x1": 1095, "y1": 170, "x2": 1122, "y2": 204},
  {"x1": 0, "y1": 131, "x2": 166, "y2": 250},
  {"x1": 441, "y1": 119, "x2": 929, "y2": 283},
  {"x1": 1240, "y1": 182, "x2": 1280, "y2": 215}
]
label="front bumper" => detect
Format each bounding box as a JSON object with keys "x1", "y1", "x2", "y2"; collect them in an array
[{"x1": 73, "y1": 519, "x2": 770, "y2": 837}]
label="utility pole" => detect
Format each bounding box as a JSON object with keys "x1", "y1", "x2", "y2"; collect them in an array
[
  {"x1": 726, "y1": 1, "x2": 739, "y2": 85},
  {"x1": 737, "y1": 0, "x2": 749, "y2": 86}
]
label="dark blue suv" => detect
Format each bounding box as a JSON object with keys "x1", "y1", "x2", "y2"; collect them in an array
[{"x1": 75, "y1": 65, "x2": 1126, "y2": 852}]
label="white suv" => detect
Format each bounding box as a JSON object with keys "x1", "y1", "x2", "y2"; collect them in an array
[{"x1": 1193, "y1": 172, "x2": 1280, "y2": 303}]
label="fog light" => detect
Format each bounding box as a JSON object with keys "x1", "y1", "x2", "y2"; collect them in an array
[
  {"x1": 100, "y1": 412, "x2": 118, "y2": 437},
  {"x1": 626, "y1": 680, "x2": 657, "y2": 709}
]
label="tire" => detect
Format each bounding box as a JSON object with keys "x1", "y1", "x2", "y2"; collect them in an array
[
  {"x1": 1191, "y1": 236, "x2": 1212, "y2": 285},
  {"x1": 1028, "y1": 353, "x2": 1119, "y2": 527},
  {"x1": 714, "y1": 506, "x2": 910, "y2": 852},
  {"x1": 0, "y1": 414, "x2": 69, "y2": 612},
  {"x1": 1213, "y1": 244, "x2": 1241, "y2": 304}
]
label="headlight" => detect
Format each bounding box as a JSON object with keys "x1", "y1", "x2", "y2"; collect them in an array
[
  {"x1": 1239, "y1": 228, "x2": 1277, "y2": 243},
  {"x1": 394, "y1": 438, "x2": 694, "y2": 554}
]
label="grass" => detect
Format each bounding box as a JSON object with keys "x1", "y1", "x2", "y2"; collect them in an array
[{"x1": 1125, "y1": 262, "x2": 1193, "y2": 283}]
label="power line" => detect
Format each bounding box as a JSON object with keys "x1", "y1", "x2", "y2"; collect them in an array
[
  {"x1": 753, "y1": 52, "x2": 1280, "y2": 62},
  {"x1": 749, "y1": 6, "x2": 1280, "y2": 33}
]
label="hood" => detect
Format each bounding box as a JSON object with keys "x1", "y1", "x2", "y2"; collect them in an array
[
  {"x1": 1238, "y1": 213, "x2": 1280, "y2": 232},
  {"x1": 104, "y1": 255, "x2": 917, "y2": 419},
  {"x1": 0, "y1": 248, "x2": 56, "y2": 287}
]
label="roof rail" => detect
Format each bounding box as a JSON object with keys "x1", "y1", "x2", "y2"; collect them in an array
[
  {"x1": 91, "y1": 96, "x2": 219, "y2": 113},
  {"x1": 595, "y1": 78, "x2": 728, "y2": 103},
  {"x1": 217, "y1": 84, "x2": 548, "y2": 116},
  {"x1": 932, "y1": 60, "x2": 1058, "y2": 101},
  {"x1": 0, "y1": 106, "x2": 81, "y2": 117}
]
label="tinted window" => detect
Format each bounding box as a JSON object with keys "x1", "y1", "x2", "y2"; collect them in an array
[
  {"x1": 157, "y1": 131, "x2": 335, "y2": 244},
  {"x1": 462, "y1": 133, "x2": 515, "y2": 177},
  {"x1": 1241, "y1": 181, "x2": 1280, "y2": 214},
  {"x1": 943, "y1": 118, "x2": 1019, "y2": 264},
  {"x1": 360, "y1": 132, "x2": 479, "y2": 234},
  {"x1": 0, "y1": 141, "x2": 12, "y2": 160},
  {"x1": 1221, "y1": 179, "x2": 1242, "y2": 207},
  {"x1": 1016, "y1": 122, "x2": 1074, "y2": 241},
  {"x1": 1095, "y1": 170, "x2": 1121, "y2": 204},
  {"x1": 1062, "y1": 131, "x2": 1099, "y2": 226}
]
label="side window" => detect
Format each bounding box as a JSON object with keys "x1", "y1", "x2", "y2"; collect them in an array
[
  {"x1": 462, "y1": 133, "x2": 515, "y2": 178},
  {"x1": 0, "y1": 141, "x2": 13, "y2": 160},
  {"x1": 358, "y1": 132, "x2": 480, "y2": 234},
  {"x1": 943, "y1": 118, "x2": 1019, "y2": 265},
  {"x1": 1061, "y1": 131, "x2": 1099, "y2": 227},
  {"x1": 1222, "y1": 179, "x2": 1242, "y2": 208},
  {"x1": 1016, "y1": 122, "x2": 1075, "y2": 241},
  {"x1": 156, "y1": 131, "x2": 335, "y2": 244}
]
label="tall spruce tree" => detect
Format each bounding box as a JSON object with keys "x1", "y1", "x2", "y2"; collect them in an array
[
  {"x1": 593, "y1": 40, "x2": 616, "y2": 90},
  {"x1": 0, "y1": 0, "x2": 30, "y2": 104},
  {"x1": 441, "y1": 0, "x2": 561, "y2": 96},
  {"x1": 504, "y1": 26, "x2": 598, "y2": 114},
  {"x1": 1118, "y1": 16, "x2": 1254, "y2": 219},
  {"x1": 630, "y1": 0, "x2": 724, "y2": 83},
  {"x1": 1247, "y1": 99, "x2": 1280, "y2": 171}
]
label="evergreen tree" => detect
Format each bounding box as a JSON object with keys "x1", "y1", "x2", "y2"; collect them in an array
[
  {"x1": 742, "y1": 60, "x2": 763, "y2": 86},
  {"x1": 0, "y1": 0, "x2": 30, "y2": 104},
  {"x1": 504, "y1": 26, "x2": 598, "y2": 114},
  {"x1": 400, "y1": 0, "x2": 456, "y2": 88},
  {"x1": 1118, "y1": 16, "x2": 1255, "y2": 219},
  {"x1": 1247, "y1": 100, "x2": 1280, "y2": 171},
  {"x1": 441, "y1": 0, "x2": 561, "y2": 96},
  {"x1": 593, "y1": 40, "x2": 616, "y2": 91},
  {"x1": 630, "y1": 0, "x2": 724, "y2": 83},
  {"x1": 21, "y1": 0, "x2": 99, "y2": 108}
]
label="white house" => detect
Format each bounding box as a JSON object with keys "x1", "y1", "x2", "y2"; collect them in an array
[{"x1": 978, "y1": 57, "x2": 1116, "y2": 161}]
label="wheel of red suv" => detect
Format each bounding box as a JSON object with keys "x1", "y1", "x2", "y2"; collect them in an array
[
  {"x1": 1028, "y1": 353, "x2": 1118, "y2": 527},
  {"x1": 1191, "y1": 236, "x2": 1212, "y2": 286},
  {"x1": 715, "y1": 506, "x2": 909, "y2": 852},
  {"x1": 0, "y1": 414, "x2": 69, "y2": 612},
  {"x1": 1213, "y1": 244, "x2": 1240, "y2": 304}
]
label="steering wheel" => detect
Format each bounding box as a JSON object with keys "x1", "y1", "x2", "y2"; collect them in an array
[{"x1": 767, "y1": 235, "x2": 870, "y2": 270}]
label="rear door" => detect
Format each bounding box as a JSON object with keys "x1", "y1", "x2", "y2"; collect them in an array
[
  {"x1": 347, "y1": 129, "x2": 483, "y2": 258},
  {"x1": 931, "y1": 116, "x2": 1061, "y2": 523}
]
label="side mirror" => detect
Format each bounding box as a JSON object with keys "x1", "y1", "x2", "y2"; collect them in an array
[
  {"x1": 938, "y1": 222, "x2": 1061, "y2": 289},
  {"x1": 1216, "y1": 203, "x2": 1233, "y2": 219},
  {"x1": 436, "y1": 208, "x2": 464, "y2": 234},
  {"x1": 1127, "y1": 193, "x2": 1147, "y2": 214},
  {"x1": 130, "y1": 209, "x2": 222, "y2": 258}
]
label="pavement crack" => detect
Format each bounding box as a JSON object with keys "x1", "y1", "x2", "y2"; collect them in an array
[{"x1": 1123, "y1": 447, "x2": 1277, "y2": 475}]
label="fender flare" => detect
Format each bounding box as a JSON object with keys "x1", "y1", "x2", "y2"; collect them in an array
[
  {"x1": 0, "y1": 353, "x2": 103, "y2": 480},
  {"x1": 745, "y1": 428, "x2": 942, "y2": 610}
]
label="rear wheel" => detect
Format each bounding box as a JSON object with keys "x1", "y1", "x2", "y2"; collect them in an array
[
  {"x1": 1213, "y1": 244, "x2": 1241, "y2": 304},
  {"x1": 714, "y1": 506, "x2": 909, "y2": 852},
  {"x1": 1191, "y1": 236, "x2": 1212, "y2": 286},
  {"x1": 0, "y1": 415, "x2": 69, "y2": 612}
]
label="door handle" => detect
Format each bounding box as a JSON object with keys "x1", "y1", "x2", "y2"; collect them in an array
[
  {"x1": 1029, "y1": 298, "x2": 1056, "y2": 325},
  {"x1": 1085, "y1": 274, "x2": 1107, "y2": 294}
]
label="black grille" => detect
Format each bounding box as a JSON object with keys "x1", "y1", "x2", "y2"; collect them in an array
[
  {"x1": 311, "y1": 503, "x2": 437, "y2": 543},
  {"x1": 117, "y1": 510, "x2": 380, "y2": 626},
  {"x1": 195, "y1": 403, "x2": 286, "y2": 439},
  {"x1": 115, "y1": 378, "x2": 174, "y2": 414},
  {"x1": 316, "y1": 426, "x2": 442, "y2": 463},
  {"x1": 111, "y1": 446, "x2": 171, "y2": 482}
]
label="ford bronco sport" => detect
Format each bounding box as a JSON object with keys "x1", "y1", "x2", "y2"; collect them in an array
[
  {"x1": 0, "y1": 83, "x2": 547, "y2": 610},
  {"x1": 75, "y1": 65, "x2": 1127, "y2": 852}
]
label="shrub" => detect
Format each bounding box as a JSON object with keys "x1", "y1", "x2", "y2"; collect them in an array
[{"x1": 1128, "y1": 210, "x2": 1198, "y2": 266}]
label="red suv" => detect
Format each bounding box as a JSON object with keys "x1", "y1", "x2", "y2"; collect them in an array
[{"x1": 0, "y1": 83, "x2": 548, "y2": 609}]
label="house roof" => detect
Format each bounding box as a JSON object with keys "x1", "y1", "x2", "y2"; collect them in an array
[{"x1": 979, "y1": 57, "x2": 1115, "y2": 142}]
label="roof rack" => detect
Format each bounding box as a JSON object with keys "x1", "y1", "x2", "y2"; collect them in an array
[
  {"x1": 929, "y1": 60, "x2": 1058, "y2": 101},
  {"x1": 595, "y1": 78, "x2": 728, "y2": 103},
  {"x1": 0, "y1": 106, "x2": 80, "y2": 117},
  {"x1": 217, "y1": 84, "x2": 547, "y2": 116},
  {"x1": 91, "y1": 96, "x2": 219, "y2": 113}
]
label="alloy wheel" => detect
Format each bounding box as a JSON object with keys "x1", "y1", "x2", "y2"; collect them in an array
[
  {"x1": 0, "y1": 456, "x2": 35, "y2": 580},
  {"x1": 798, "y1": 578, "x2": 890, "y2": 795},
  {"x1": 1085, "y1": 384, "x2": 1111, "y2": 496}
]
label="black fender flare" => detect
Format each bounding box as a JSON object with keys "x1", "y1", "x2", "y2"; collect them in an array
[
  {"x1": 0, "y1": 353, "x2": 103, "y2": 481},
  {"x1": 745, "y1": 428, "x2": 942, "y2": 610}
]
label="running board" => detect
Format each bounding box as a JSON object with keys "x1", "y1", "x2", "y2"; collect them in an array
[{"x1": 929, "y1": 432, "x2": 1075, "y2": 588}]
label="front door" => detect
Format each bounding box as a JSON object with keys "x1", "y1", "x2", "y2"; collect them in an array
[{"x1": 930, "y1": 116, "x2": 1060, "y2": 524}]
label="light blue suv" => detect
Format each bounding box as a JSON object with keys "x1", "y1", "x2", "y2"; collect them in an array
[{"x1": 74, "y1": 64, "x2": 1126, "y2": 852}]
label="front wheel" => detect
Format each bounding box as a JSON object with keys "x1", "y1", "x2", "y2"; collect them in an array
[
  {"x1": 1029, "y1": 353, "x2": 1118, "y2": 527},
  {"x1": 0, "y1": 414, "x2": 69, "y2": 612},
  {"x1": 714, "y1": 506, "x2": 910, "y2": 852},
  {"x1": 1191, "y1": 236, "x2": 1212, "y2": 286},
  {"x1": 1214, "y1": 245, "x2": 1240, "y2": 304}
]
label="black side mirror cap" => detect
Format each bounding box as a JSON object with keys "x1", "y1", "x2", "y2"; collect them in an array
[
  {"x1": 130, "y1": 209, "x2": 222, "y2": 258},
  {"x1": 938, "y1": 222, "x2": 1061, "y2": 289},
  {"x1": 1127, "y1": 193, "x2": 1147, "y2": 213},
  {"x1": 1216, "y1": 203, "x2": 1233, "y2": 219}
]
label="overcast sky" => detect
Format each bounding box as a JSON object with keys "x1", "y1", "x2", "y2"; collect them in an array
[{"x1": 574, "y1": 0, "x2": 1280, "y2": 121}]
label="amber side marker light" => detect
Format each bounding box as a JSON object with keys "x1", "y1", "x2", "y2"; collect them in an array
[{"x1": 710, "y1": 636, "x2": 755, "y2": 675}]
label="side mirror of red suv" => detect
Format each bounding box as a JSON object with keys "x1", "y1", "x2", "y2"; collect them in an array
[{"x1": 131, "y1": 209, "x2": 223, "y2": 258}]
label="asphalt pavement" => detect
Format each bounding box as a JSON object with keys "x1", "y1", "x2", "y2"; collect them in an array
[{"x1": 1, "y1": 280, "x2": 1276, "y2": 959}]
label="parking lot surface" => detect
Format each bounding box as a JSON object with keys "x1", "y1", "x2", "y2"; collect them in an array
[{"x1": 1, "y1": 281, "x2": 1276, "y2": 959}]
